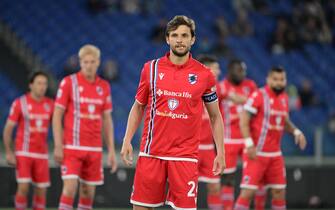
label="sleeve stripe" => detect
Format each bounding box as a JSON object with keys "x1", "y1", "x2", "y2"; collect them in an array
[
  {"x1": 135, "y1": 99, "x2": 147, "y2": 105},
  {"x1": 244, "y1": 104, "x2": 257, "y2": 114},
  {"x1": 55, "y1": 103, "x2": 66, "y2": 109}
]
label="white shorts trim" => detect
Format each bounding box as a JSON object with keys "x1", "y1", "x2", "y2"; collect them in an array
[
  {"x1": 64, "y1": 145, "x2": 102, "y2": 152},
  {"x1": 240, "y1": 184, "x2": 258, "y2": 190},
  {"x1": 130, "y1": 199, "x2": 164, "y2": 207},
  {"x1": 224, "y1": 138, "x2": 245, "y2": 144},
  {"x1": 166, "y1": 201, "x2": 196, "y2": 210},
  {"x1": 198, "y1": 176, "x2": 220, "y2": 183},
  {"x1": 139, "y1": 152, "x2": 198, "y2": 163},
  {"x1": 32, "y1": 182, "x2": 50, "y2": 188},
  {"x1": 198, "y1": 144, "x2": 215, "y2": 150},
  {"x1": 61, "y1": 175, "x2": 79, "y2": 180},
  {"x1": 15, "y1": 151, "x2": 48, "y2": 159},
  {"x1": 257, "y1": 151, "x2": 282, "y2": 157},
  {"x1": 17, "y1": 178, "x2": 32, "y2": 183},
  {"x1": 223, "y1": 167, "x2": 237, "y2": 174},
  {"x1": 266, "y1": 184, "x2": 286, "y2": 189},
  {"x1": 79, "y1": 178, "x2": 104, "y2": 186}
]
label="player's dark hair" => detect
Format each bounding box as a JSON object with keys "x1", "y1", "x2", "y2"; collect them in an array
[
  {"x1": 268, "y1": 66, "x2": 286, "y2": 75},
  {"x1": 29, "y1": 71, "x2": 49, "y2": 84},
  {"x1": 227, "y1": 59, "x2": 246, "y2": 72},
  {"x1": 197, "y1": 54, "x2": 218, "y2": 66},
  {"x1": 165, "y1": 15, "x2": 196, "y2": 37}
]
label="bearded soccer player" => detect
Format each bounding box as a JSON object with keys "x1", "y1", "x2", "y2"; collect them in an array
[
  {"x1": 218, "y1": 60, "x2": 258, "y2": 210},
  {"x1": 196, "y1": 55, "x2": 224, "y2": 210},
  {"x1": 121, "y1": 15, "x2": 225, "y2": 210},
  {"x1": 234, "y1": 67, "x2": 307, "y2": 210},
  {"x1": 53, "y1": 44, "x2": 117, "y2": 210},
  {"x1": 3, "y1": 71, "x2": 53, "y2": 210}
]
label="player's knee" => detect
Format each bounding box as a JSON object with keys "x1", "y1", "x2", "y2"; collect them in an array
[
  {"x1": 271, "y1": 188, "x2": 285, "y2": 199},
  {"x1": 62, "y1": 180, "x2": 78, "y2": 197},
  {"x1": 222, "y1": 173, "x2": 235, "y2": 186},
  {"x1": 34, "y1": 187, "x2": 47, "y2": 197},
  {"x1": 80, "y1": 183, "x2": 95, "y2": 198},
  {"x1": 240, "y1": 188, "x2": 255, "y2": 200},
  {"x1": 17, "y1": 183, "x2": 30, "y2": 196},
  {"x1": 206, "y1": 183, "x2": 220, "y2": 195}
]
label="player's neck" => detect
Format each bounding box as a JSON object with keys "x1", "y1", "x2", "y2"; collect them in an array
[
  {"x1": 169, "y1": 51, "x2": 189, "y2": 65},
  {"x1": 30, "y1": 92, "x2": 43, "y2": 102},
  {"x1": 82, "y1": 73, "x2": 96, "y2": 83}
]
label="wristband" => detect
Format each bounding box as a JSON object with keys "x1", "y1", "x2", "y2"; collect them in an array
[
  {"x1": 244, "y1": 137, "x2": 254, "y2": 148},
  {"x1": 293, "y1": 129, "x2": 302, "y2": 136}
]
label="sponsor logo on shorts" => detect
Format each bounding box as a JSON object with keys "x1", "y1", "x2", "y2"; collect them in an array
[{"x1": 61, "y1": 166, "x2": 67, "y2": 174}]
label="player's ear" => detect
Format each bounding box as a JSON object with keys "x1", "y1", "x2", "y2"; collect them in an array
[
  {"x1": 166, "y1": 36, "x2": 170, "y2": 45},
  {"x1": 191, "y1": 36, "x2": 196, "y2": 46}
]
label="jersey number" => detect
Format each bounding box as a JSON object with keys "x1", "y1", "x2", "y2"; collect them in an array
[{"x1": 187, "y1": 181, "x2": 196, "y2": 197}]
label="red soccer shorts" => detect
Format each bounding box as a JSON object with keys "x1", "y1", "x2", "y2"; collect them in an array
[
  {"x1": 240, "y1": 155, "x2": 286, "y2": 190},
  {"x1": 131, "y1": 156, "x2": 198, "y2": 209},
  {"x1": 198, "y1": 149, "x2": 220, "y2": 183},
  {"x1": 16, "y1": 156, "x2": 50, "y2": 187},
  {"x1": 61, "y1": 149, "x2": 103, "y2": 185},
  {"x1": 223, "y1": 142, "x2": 245, "y2": 174}
]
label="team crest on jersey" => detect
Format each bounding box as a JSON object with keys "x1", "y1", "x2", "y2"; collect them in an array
[
  {"x1": 44, "y1": 103, "x2": 50, "y2": 112},
  {"x1": 275, "y1": 116, "x2": 282, "y2": 125},
  {"x1": 96, "y1": 86, "x2": 103, "y2": 95},
  {"x1": 188, "y1": 74, "x2": 198, "y2": 85},
  {"x1": 88, "y1": 104, "x2": 95, "y2": 113},
  {"x1": 168, "y1": 98, "x2": 179, "y2": 111}
]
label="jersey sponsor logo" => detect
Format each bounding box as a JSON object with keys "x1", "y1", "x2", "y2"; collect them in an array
[
  {"x1": 188, "y1": 73, "x2": 198, "y2": 85},
  {"x1": 168, "y1": 98, "x2": 179, "y2": 111},
  {"x1": 43, "y1": 103, "x2": 51, "y2": 112},
  {"x1": 96, "y1": 86, "x2": 103, "y2": 95},
  {"x1": 88, "y1": 104, "x2": 96, "y2": 113},
  {"x1": 35, "y1": 119, "x2": 43, "y2": 128},
  {"x1": 156, "y1": 89, "x2": 192, "y2": 98},
  {"x1": 156, "y1": 110, "x2": 188, "y2": 119},
  {"x1": 275, "y1": 116, "x2": 282, "y2": 125},
  {"x1": 159, "y1": 72, "x2": 165, "y2": 80}
]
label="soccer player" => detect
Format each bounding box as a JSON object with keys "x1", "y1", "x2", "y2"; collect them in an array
[
  {"x1": 53, "y1": 44, "x2": 117, "y2": 210},
  {"x1": 121, "y1": 15, "x2": 226, "y2": 210},
  {"x1": 234, "y1": 67, "x2": 307, "y2": 210},
  {"x1": 197, "y1": 55, "x2": 223, "y2": 210},
  {"x1": 219, "y1": 59, "x2": 257, "y2": 210},
  {"x1": 3, "y1": 71, "x2": 53, "y2": 210}
]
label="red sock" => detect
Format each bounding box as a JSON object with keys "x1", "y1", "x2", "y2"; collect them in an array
[
  {"x1": 208, "y1": 193, "x2": 223, "y2": 210},
  {"x1": 33, "y1": 195, "x2": 46, "y2": 210},
  {"x1": 234, "y1": 197, "x2": 250, "y2": 210},
  {"x1": 15, "y1": 194, "x2": 27, "y2": 210},
  {"x1": 221, "y1": 186, "x2": 234, "y2": 210},
  {"x1": 272, "y1": 199, "x2": 286, "y2": 210},
  {"x1": 254, "y1": 186, "x2": 266, "y2": 210},
  {"x1": 77, "y1": 197, "x2": 93, "y2": 210},
  {"x1": 58, "y1": 195, "x2": 74, "y2": 210}
]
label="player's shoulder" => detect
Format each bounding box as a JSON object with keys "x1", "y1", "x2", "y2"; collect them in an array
[
  {"x1": 250, "y1": 88, "x2": 263, "y2": 98},
  {"x1": 244, "y1": 78, "x2": 256, "y2": 85},
  {"x1": 192, "y1": 58, "x2": 211, "y2": 72},
  {"x1": 44, "y1": 97, "x2": 54, "y2": 104},
  {"x1": 97, "y1": 76, "x2": 111, "y2": 89}
]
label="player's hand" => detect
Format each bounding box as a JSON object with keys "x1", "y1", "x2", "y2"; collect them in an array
[
  {"x1": 107, "y1": 150, "x2": 118, "y2": 173},
  {"x1": 246, "y1": 146, "x2": 257, "y2": 160},
  {"x1": 120, "y1": 140, "x2": 133, "y2": 166},
  {"x1": 294, "y1": 130, "x2": 307, "y2": 150},
  {"x1": 6, "y1": 151, "x2": 16, "y2": 166},
  {"x1": 213, "y1": 154, "x2": 225, "y2": 175},
  {"x1": 54, "y1": 146, "x2": 63, "y2": 164}
]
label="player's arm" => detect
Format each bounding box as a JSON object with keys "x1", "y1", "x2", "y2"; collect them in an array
[
  {"x1": 102, "y1": 111, "x2": 117, "y2": 173},
  {"x1": 227, "y1": 92, "x2": 248, "y2": 104},
  {"x1": 3, "y1": 120, "x2": 17, "y2": 166},
  {"x1": 205, "y1": 101, "x2": 225, "y2": 175},
  {"x1": 52, "y1": 106, "x2": 65, "y2": 164},
  {"x1": 285, "y1": 115, "x2": 307, "y2": 150},
  {"x1": 240, "y1": 110, "x2": 257, "y2": 159},
  {"x1": 120, "y1": 101, "x2": 146, "y2": 166}
]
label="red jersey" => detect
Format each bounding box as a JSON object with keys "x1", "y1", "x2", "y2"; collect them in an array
[
  {"x1": 55, "y1": 72, "x2": 112, "y2": 151},
  {"x1": 244, "y1": 86, "x2": 289, "y2": 156},
  {"x1": 7, "y1": 94, "x2": 53, "y2": 159},
  {"x1": 199, "y1": 83, "x2": 223, "y2": 149},
  {"x1": 219, "y1": 79, "x2": 257, "y2": 143},
  {"x1": 136, "y1": 53, "x2": 217, "y2": 161}
]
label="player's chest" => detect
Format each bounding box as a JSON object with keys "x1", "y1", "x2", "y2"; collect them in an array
[
  {"x1": 24, "y1": 102, "x2": 52, "y2": 124},
  {"x1": 71, "y1": 83, "x2": 105, "y2": 107},
  {"x1": 153, "y1": 69, "x2": 206, "y2": 100},
  {"x1": 264, "y1": 97, "x2": 288, "y2": 124}
]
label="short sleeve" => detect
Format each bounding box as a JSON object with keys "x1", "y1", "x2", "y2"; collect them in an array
[
  {"x1": 249, "y1": 81, "x2": 258, "y2": 96},
  {"x1": 244, "y1": 90, "x2": 262, "y2": 114},
  {"x1": 103, "y1": 83, "x2": 113, "y2": 113},
  {"x1": 55, "y1": 77, "x2": 71, "y2": 109},
  {"x1": 218, "y1": 80, "x2": 229, "y2": 99},
  {"x1": 135, "y1": 64, "x2": 150, "y2": 105},
  {"x1": 7, "y1": 99, "x2": 21, "y2": 124},
  {"x1": 202, "y1": 71, "x2": 218, "y2": 103}
]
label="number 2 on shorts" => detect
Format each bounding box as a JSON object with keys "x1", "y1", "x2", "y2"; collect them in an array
[{"x1": 187, "y1": 181, "x2": 196, "y2": 197}]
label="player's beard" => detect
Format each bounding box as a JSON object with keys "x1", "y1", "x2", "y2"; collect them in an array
[
  {"x1": 171, "y1": 45, "x2": 191, "y2": 57},
  {"x1": 271, "y1": 86, "x2": 285, "y2": 95},
  {"x1": 231, "y1": 76, "x2": 243, "y2": 85}
]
